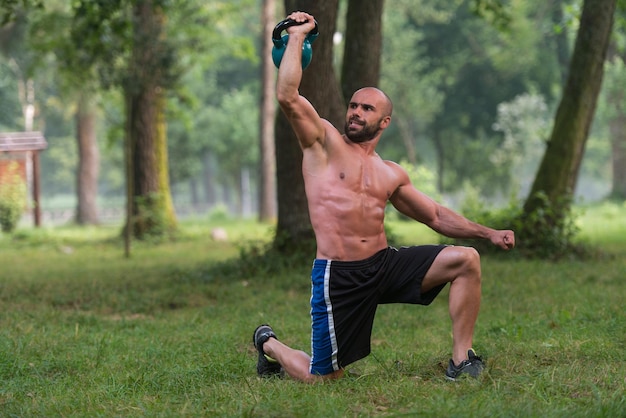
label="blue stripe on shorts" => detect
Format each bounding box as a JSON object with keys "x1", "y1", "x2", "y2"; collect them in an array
[{"x1": 309, "y1": 259, "x2": 339, "y2": 375}]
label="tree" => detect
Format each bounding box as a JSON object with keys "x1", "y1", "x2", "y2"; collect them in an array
[
  {"x1": 75, "y1": 92, "x2": 100, "y2": 224},
  {"x1": 340, "y1": 0, "x2": 384, "y2": 103},
  {"x1": 259, "y1": 0, "x2": 278, "y2": 222},
  {"x1": 39, "y1": 3, "x2": 104, "y2": 225},
  {"x1": 520, "y1": 0, "x2": 616, "y2": 252},
  {"x1": 68, "y1": 0, "x2": 195, "y2": 239},
  {"x1": 124, "y1": 0, "x2": 177, "y2": 239}
]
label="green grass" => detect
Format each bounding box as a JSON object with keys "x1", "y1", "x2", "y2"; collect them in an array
[{"x1": 1, "y1": 206, "x2": 625, "y2": 417}]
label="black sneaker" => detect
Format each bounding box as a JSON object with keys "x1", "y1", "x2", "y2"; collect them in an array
[
  {"x1": 253, "y1": 324, "x2": 283, "y2": 378},
  {"x1": 445, "y1": 349, "x2": 485, "y2": 381}
]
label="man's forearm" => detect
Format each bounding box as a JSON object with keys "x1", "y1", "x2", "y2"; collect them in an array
[
  {"x1": 276, "y1": 33, "x2": 307, "y2": 103},
  {"x1": 433, "y1": 206, "x2": 493, "y2": 240}
]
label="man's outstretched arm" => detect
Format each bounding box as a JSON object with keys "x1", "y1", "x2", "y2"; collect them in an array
[{"x1": 389, "y1": 169, "x2": 515, "y2": 250}]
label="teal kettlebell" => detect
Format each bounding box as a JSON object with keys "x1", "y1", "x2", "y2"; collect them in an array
[{"x1": 272, "y1": 18, "x2": 319, "y2": 69}]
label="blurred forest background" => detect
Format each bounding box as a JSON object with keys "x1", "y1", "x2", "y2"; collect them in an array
[{"x1": 0, "y1": 0, "x2": 624, "y2": 235}]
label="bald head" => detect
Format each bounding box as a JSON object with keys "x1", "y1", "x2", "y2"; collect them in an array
[{"x1": 351, "y1": 87, "x2": 393, "y2": 117}]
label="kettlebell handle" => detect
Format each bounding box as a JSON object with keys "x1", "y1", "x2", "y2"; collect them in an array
[{"x1": 272, "y1": 18, "x2": 319, "y2": 48}]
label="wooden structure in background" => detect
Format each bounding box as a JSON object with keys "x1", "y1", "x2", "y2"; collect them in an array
[{"x1": 0, "y1": 132, "x2": 48, "y2": 227}]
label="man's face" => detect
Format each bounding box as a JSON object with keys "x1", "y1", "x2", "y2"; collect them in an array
[{"x1": 344, "y1": 89, "x2": 390, "y2": 143}]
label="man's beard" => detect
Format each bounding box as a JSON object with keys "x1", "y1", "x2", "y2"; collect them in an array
[{"x1": 344, "y1": 118, "x2": 382, "y2": 143}]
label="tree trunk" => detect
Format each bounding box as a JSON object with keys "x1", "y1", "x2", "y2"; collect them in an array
[
  {"x1": 275, "y1": 110, "x2": 314, "y2": 248},
  {"x1": 274, "y1": 0, "x2": 344, "y2": 252},
  {"x1": 75, "y1": 93, "x2": 100, "y2": 225},
  {"x1": 523, "y1": 0, "x2": 616, "y2": 216},
  {"x1": 298, "y1": 0, "x2": 345, "y2": 129},
  {"x1": 259, "y1": 0, "x2": 278, "y2": 222},
  {"x1": 125, "y1": 0, "x2": 177, "y2": 239},
  {"x1": 341, "y1": 0, "x2": 384, "y2": 103}
]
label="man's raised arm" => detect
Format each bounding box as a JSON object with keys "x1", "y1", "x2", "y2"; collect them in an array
[{"x1": 275, "y1": 11, "x2": 325, "y2": 150}]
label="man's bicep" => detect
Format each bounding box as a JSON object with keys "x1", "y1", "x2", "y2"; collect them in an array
[{"x1": 390, "y1": 184, "x2": 439, "y2": 225}]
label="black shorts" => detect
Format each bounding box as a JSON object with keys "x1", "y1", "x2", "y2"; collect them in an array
[{"x1": 309, "y1": 245, "x2": 447, "y2": 375}]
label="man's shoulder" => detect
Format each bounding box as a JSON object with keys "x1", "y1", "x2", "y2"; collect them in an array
[
  {"x1": 381, "y1": 159, "x2": 406, "y2": 174},
  {"x1": 380, "y1": 159, "x2": 411, "y2": 187}
]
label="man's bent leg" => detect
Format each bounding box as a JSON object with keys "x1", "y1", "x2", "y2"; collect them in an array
[
  {"x1": 263, "y1": 338, "x2": 344, "y2": 382},
  {"x1": 421, "y1": 246, "x2": 482, "y2": 366}
]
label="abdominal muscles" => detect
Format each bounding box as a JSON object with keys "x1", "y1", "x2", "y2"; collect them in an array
[{"x1": 307, "y1": 185, "x2": 388, "y2": 261}]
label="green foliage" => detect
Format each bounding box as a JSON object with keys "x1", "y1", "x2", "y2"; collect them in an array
[
  {"x1": 377, "y1": 0, "x2": 564, "y2": 196},
  {"x1": 470, "y1": 0, "x2": 512, "y2": 31},
  {"x1": 1, "y1": 0, "x2": 42, "y2": 25},
  {"x1": 65, "y1": 0, "x2": 258, "y2": 94},
  {"x1": 0, "y1": 162, "x2": 27, "y2": 233}
]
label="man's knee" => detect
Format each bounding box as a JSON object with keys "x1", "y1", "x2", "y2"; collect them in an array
[
  {"x1": 425, "y1": 246, "x2": 481, "y2": 289},
  {"x1": 446, "y1": 246, "x2": 480, "y2": 280},
  {"x1": 461, "y1": 246, "x2": 480, "y2": 265},
  {"x1": 443, "y1": 245, "x2": 480, "y2": 268}
]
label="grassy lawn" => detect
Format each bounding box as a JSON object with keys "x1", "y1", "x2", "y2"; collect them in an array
[{"x1": 0, "y1": 205, "x2": 624, "y2": 417}]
